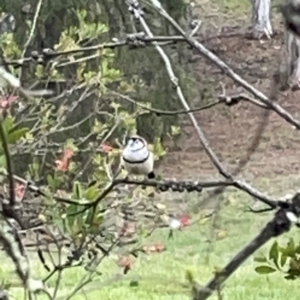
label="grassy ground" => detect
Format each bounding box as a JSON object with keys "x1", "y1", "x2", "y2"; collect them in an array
[
  {"x1": 66, "y1": 0, "x2": 300, "y2": 299},
  {"x1": 2, "y1": 186, "x2": 300, "y2": 300},
  {"x1": 2, "y1": 0, "x2": 298, "y2": 299}
]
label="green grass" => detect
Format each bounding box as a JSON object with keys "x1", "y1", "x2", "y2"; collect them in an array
[{"x1": 2, "y1": 188, "x2": 300, "y2": 300}]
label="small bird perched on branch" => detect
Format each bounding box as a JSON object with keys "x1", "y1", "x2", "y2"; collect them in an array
[{"x1": 121, "y1": 135, "x2": 155, "y2": 179}]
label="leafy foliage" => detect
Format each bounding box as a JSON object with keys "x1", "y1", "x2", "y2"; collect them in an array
[
  {"x1": 1, "y1": 0, "x2": 298, "y2": 299},
  {"x1": 0, "y1": 2, "x2": 186, "y2": 298},
  {"x1": 255, "y1": 238, "x2": 300, "y2": 279}
]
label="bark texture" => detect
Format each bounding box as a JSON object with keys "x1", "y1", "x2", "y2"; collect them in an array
[
  {"x1": 286, "y1": 30, "x2": 300, "y2": 89},
  {"x1": 251, "y1": 0, "x2": 272, "y2": 38}
]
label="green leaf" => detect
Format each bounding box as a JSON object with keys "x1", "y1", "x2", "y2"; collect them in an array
[
  {"x1": 0, "y1": 155, "x2": 7, "y2": 169},
  {"x1": 72, "y1": 181, "x2": 82, "y2": 200},
  {"x1": 7, "y1": 127, "x2": 29, "y2": 144},
  {"x1": 87, "y1": 214, "x2": 104, "y2": 234},
  {"x1": 269, "y1": 241, "x2": 279, "y2": 269},
  {"x1": 85, "y1": 207, "x2": 97, "y2": 226},
  {"x1": 2, "y1": 116, "x2": 14, "y2": 133},
  {"x1": 171, "y1": 125, "x2": 181, "y2": 136},
  {"x1": 287, "y1": 238, "x2": 295, "y2": 252},
  {"x1": 253, "y1": 256, "x2": 267, "y2": 263},
  {"x1": 289, "y1": 258, "x2": 300, "y2": 271},
  {"x1": 66, "y1": 205, "x2": 78, "y2": 228},
  {"x1": 255, "y1": 266, "x2": 277, "y2": 274},
  {"x1": 185, "y1": 269, "x2": 196, "y2": 284},
  {"x1": 129, "y1": 280, "x2": 139, "y2": 287},
  {"x1": 280, "y1": 254, "x2": 288, "y2": 267},
  {"x1": 280, "y1": 238, "x2": 296, "y2": 257},
  {"x1": 110, "y1": 102, "x2": 121, "y2": 112},
  {"x1": 285, "y1": 274, "x2": 297, "y2": 280},
  {"x1": 84, "y1": 185, "x2": 98, "y2": 201},
  {"x1": 69, "y1": 217, "x2": 82, "y2": 236},
  {"x1": 47, "y1": 174, "x2": 55, "y2": 189},
  {"x1": 294, "y1": 245, "x2": 300, "y2": 254},
  {"x1": 269, "y1": 241, "x2": 278, "y2": 261}
]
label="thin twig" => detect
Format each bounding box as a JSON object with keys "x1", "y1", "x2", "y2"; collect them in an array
[
  {"x1": 19, "y1": 0, "x2": 44, "y2": 81},
  {"x1": 149, "y1": 0, "x2": 300, "y2": 130},
  {"x1": 109, "y1": 83, "x2": 268, "y2": 116},
  {"x1": 129, "y1": 1, "x2": 231, "y2": 179}
]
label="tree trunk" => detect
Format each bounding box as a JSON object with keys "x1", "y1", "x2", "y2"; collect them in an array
[
  {"x1": 251, "y1": 0, "x2": 273, "y2": 39},
  {"x1": 286, "y1": 30, "x2": 300, "y2": 89}
]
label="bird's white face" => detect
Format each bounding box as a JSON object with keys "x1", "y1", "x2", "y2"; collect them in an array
[
  {"x1": 122, "y1": 136, "x2": 149, "y2": 163},
  {"x1": 127, "y1": 137, "x2": 145, "y2": 151}
]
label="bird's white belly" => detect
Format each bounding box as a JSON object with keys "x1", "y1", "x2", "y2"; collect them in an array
[
  {"x1": 123, "y1": 161, "x2": 151, "y2": 175},
  {"x1": 122, "y1": 152, "x2": 154, "y2": 175}
]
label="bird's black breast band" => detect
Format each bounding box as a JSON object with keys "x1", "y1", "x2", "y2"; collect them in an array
[{"x1": 122, "y1": 152, "x2": 149, "y2": 164}]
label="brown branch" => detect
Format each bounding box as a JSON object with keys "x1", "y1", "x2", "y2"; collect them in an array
[
  {"x1": 5, "y1": 31, "x2": 249, "y2": 68},
  {"x1": 58, "y1": 239, "x2": 120, "y2": 300},
  {"x1": 19, "y1": 0, "x2": 44, "y2": 82},
  {"x1": 69, "y1": 178, "x2": 236, "y2": 216},
  {"x1": 193, "y1": 193, "x2": 300, "y2": 300},
  {"x1": 149, "y1": 1, "x2": 300, "y2": 130},
  {"x1": 109, "y1": 89, "x2": 222, "y2": 115},
  {"x1": 145, "y1": 0, "x2": 297, "y2": 227},
  {"x1": 70, "y1": 176, "x2": 279, "y2": 219},
  {"x1": 109, "y1": 84, "x2": 267, "y2": 117},
  {"x1": 128, "y1": 0, "x2": 232, "y2": 181},
  {"x1": 124, "y1": 0, "x2": 280, "y2": 212}
]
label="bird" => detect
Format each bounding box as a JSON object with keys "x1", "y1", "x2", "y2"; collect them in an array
[{"x1": 121, "y1": 135, "x2": 155, "y2": 179}]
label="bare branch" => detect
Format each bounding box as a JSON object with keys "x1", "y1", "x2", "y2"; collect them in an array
[
  {"x1": 19, "y1": 0, "x2": 44, "y2": 81},
  {"x1": 0, "y1": 66, "x2": 53, "y2": 99},
  {"x1": 149, "y1": 0, "x2": 300, "y2": 130},
  {"x1": 109, "y1": 89, "x2": 222, "y2": 115},
  {"x1": 108, "y1": 87, "x2": 267, "y2": 116},
  {"x1": 127, "y1": 0, "x2": 231, "y2": 180}
]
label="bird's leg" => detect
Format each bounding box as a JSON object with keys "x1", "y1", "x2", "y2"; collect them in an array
[{"x1": 147, "y1": 171, "x2": 155, "y2": 179}]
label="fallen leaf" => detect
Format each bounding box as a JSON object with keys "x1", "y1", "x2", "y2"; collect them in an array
[
  {"x1": 199, "y1": 217, "x2": 210, "y2": 225},
  {"x1": 119, "y1": 222, "x2": 136, "y2": 237},
  {"x1": 117, "y1": 255, "x2": 135, "y2": 274},
  {"x1": 217, "y1": 230, "x2": 227, "y2": 240},
  {"x1": 179, "y1": 215, "x2": 191, "y2": 227},
  {"x1": 155, "y1": 203, "x2": 166, "y2": 210},
  {"x1": 143, "y1": 242, "x2": 166, "y2": 254}
]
